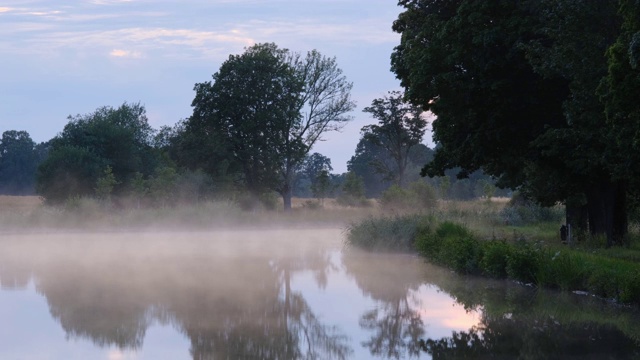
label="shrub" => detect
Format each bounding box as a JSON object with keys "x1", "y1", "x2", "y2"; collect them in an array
[
  {"x1": 537, "y1": 251, "x2": 588, "y2": 290},
  {"x1": 415, "y1": 221, "x2": 481, "y2": 274},
  {"x1": 505, "y1": 243, "x2": 541, "y2": 284},
  {"x1": 480, "y1": 240, "x2": 511, "y2": 278},
  {"x1": 346, "y1": 214, "x2": 433, "y2": 252},
  {"x1": 498, "y1": 193, "x2": 563, "y2": 226}
]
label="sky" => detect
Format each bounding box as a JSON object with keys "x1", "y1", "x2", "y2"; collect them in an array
[{"x1": 0, "y1": 0, "x2": 424, "y2": 173}]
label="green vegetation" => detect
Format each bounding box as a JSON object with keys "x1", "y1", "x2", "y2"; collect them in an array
[
  {"x1": 346, "y1": 208, "x2": 640, "y2": 305},
  {"x1": 392, "y1": 0, "x2": 631, "y2": 246},
  {"x1": 378, "y1": 181, "x2": 437, "y2": 212}
]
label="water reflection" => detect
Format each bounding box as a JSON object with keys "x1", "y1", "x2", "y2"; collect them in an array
[
  {"x1": 0, "y1": 230, "x2": 352, "y2": 359},
  {"x1": 420, "y1": 276, "x2": 640, "y2": 359},
  {"x1": 343, "y1": 252, "x2": 427, "y2": 359},
  {"x1": 0, "y1": 230, "x2": 639, "y2": 359}
]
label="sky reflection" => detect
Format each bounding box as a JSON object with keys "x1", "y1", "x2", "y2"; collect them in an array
[{"x1": 0, "y1": 229, "x2": 483, "y2": 359}]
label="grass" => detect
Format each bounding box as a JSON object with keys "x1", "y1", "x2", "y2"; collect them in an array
[{"x1": 345, "y1": 200, "x2": 640, "y2": 306}]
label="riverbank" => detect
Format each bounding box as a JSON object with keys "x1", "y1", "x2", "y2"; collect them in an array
[{"x1": 346, "y1": 212, "x2": 640, "y2": 306}]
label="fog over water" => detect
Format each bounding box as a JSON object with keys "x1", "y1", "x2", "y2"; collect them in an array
[{"x1": 0, "y1": 228, "x2": 639, "y2": 359}]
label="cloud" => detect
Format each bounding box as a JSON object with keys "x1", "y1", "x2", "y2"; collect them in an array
[
  {"x1": 109, "y1": 48, "x2": 143, "y2": 58},
  {"x1": 90, "y1": 0, "x2": 134, "y2": 4},
  {"x1": 0, "y1": 7, "x2": 13, "y2": 13}
]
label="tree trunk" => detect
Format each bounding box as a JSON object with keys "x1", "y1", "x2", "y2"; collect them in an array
[
  {"x1": 565, "y1": 202, "x2": 588, "y2": 238},
  {"x1": 282, "y1": 187, "x2": 292, "y2": 212},
  {"x1": 586, "y1": 180, "x2": 628, "y2": 247}
]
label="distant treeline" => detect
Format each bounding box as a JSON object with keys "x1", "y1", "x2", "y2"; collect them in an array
[{"x1": 0, "y1": 43, "x2": 507, "y2": 208}]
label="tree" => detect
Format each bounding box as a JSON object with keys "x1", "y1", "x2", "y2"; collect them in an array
[
  {"x1": 278, "y1": 50, "x2": 356, "y2": 210},
  {"x1": 95, "y1": 166, "x2": 119, "y2": 204},
  {"x1": 188, "y1": 43, "x2": 303, "y2": 207},
  {"x1": 391, "y1": 0, "x2": 628, "y2": 245},
  {"x1": 311, "y1": 170, "x2": 332, "y2": 204},
  {"x1": 336, "y1": 171, "x2": 367, "y2": 207},
  {"x1": 37, "y1": 103, "x2": 158, "y2": 204},
  {"x1": 300, "y1": 152, "x2": 333, "y2": 199},
  {"x1": 0, "y1": 130, "x2": 44, "y2": 195},
  {"x1": 186, "y1": 44, "x2": 355, "y2": 211},
  {"x1": 361, "y1": 91, "x2": 427, "y2": 188},
  {"x1": 347, "y1": 137, "x2": 394, "y2": 198},
  {"x1": 348, "y1": 134, "x2": 433, "y2": 198},
  {"x1": 600, "y1": 0, "x2": 640, "y2": 244}
]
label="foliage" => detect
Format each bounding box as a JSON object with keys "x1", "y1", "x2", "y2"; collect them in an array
[
  {"x1": 0, "y1": 130, "x2": 46, "y2": 195},
  {"x1": 183, "y1": 43, "x2": 354, "y2": 211},
  {"x1": 391, "y1": 0, "x2": 629, "y2": 245},
  {"x1": 36, "y1": 145, "x2": 106, "y2": 204},
  {"x1": 345, "y1": 214, "x2": 433, "y2": 252},
  {"x1": 499, "y1": 199, "x2": 564, "y2": 226},
  {"x1": 95, "y1": 166, "x2": 119, "y2": 203},
  {"x1": 187, "y1": 43, "x2": 301, "y2": 199},
  {"x1": 311, "y1": 169, "x2": 332, "y2": 203},
  {"x1": 36, "y1": 102, "x2": 157, "y2": 204},
  {"x1": 347, "y1": 213, "x2": 640, "y2": 304},
  {"x1": 147, "y1": 166, "x2": 178, "y2": 207},
  {"x1": 360, "y1": 91, "x2": 427, "y2": 187},
  {"x1": 348, "y1": 137, "x2": 433, "y2": 198},
  {"x1": 378, "y1": 181, "x2": 437, "y2": 212},
  {"x1": 336, "y1": 172, "x2": 369, "y2": 207},
  {"x1": 275, "y1": 49, "x2": 356, "y2": 209}
]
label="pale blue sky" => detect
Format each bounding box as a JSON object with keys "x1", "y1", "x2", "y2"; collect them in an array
[{"x1": 0, "y1": 1, "x2": 422, "y2": 172}]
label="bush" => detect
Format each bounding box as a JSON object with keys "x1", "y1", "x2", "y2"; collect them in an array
[
  {"x1": 505, "y1": 243, "x2": 541, "y2": 284},
  {"x1": 415, "y1": 221, "x2": 482, "y2": 274},
  {"x1": 480, "y1": 240, "x2": 511, "y2": 278},
  {"x1": 499, "y1": 203, "x2": 563, "y2": 226},
  {"x1": 346, "y1": 214, "x2": 433, "y2": 252}
]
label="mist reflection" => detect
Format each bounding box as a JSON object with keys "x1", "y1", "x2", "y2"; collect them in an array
[{"x1": 0, "y1": 230, "x2": 352, "y2": 359}]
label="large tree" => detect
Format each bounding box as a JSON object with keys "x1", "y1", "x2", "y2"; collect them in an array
[
  {"x1": 600, "y1": 0, "x2": 640, "y2": 236},
  {"x1": 392, "y1": 0, "x2": 629, "y2": 245},
  {"x1": 278, "y1": 50, "x2": 355, "y2": 210},
  {"x1": 36, "y1": 103, "x2": 158, "y2": 203},
  {"x1": 188, "y1": 43, "x2": 303, "y2": 204},
  {"x1": 361, "y1": 91, "x2": 427, "y2": 188},
  {"x1": 187, "y1": 43, "x2": 354, "y2": 210}
]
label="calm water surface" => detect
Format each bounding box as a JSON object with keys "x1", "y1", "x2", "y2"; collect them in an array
[{"x1": 0, "y1": 228, "x2": 639, "y2": 359}]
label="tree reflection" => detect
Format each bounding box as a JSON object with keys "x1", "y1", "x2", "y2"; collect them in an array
[
  {"x1": 0, "y1": 231, "x2": 352, "y2": 359},
  {"x1": 422, "y1": 315, "x2": 640, "y2": 359},
  {"x1": 343, "y1": 250, "x2": 427, "y2": 359},
  {"x1": 419, "y1": 261, "x2": 640, "y2": 359}
]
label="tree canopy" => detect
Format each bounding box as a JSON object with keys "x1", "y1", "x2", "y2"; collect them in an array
[
  {"x1": 361, "y1": 91, "x2": 427, "y2": 188},
  {"x1": 0, "y1": 130, "x2": 47, "y2": 195},
  {"x1": 36, "y1": 102, "x2": 158, "y2": 203},
  {"x1": 391, "y1": 0, "x2": 631, "y2": 245},
  {"x1": 183, "y1": 43, "x2": 354, "y2": 210}
]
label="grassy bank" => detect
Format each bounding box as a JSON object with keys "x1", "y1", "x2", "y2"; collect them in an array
[{"x1": 346, "y1": 212, "x2": 640, "y2": 305}]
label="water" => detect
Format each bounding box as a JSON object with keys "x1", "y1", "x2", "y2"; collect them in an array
[{"x1": 0, "y1": 228, "x2": 638, "y2": 359}]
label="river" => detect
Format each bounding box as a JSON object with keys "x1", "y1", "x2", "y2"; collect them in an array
[{"x1": 0, "y1": 228, "x2": 638, "y2": 359}]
